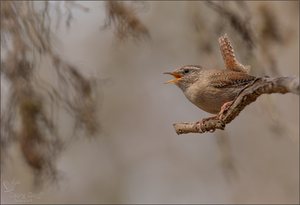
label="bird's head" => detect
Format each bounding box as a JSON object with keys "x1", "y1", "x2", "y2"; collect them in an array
[{"x1": 164, "y1": 65, "x2": 203, "y2": 91}]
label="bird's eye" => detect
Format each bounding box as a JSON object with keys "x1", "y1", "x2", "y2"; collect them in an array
[{"x1": 184, "y1": 69, "x2": 190, "y2": 74}]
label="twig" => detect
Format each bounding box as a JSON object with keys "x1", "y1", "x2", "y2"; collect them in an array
[{"x1": 173, "y1": 76, "x2": 299, "y2": 135}]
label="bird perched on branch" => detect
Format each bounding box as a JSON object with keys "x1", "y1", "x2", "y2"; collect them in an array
[{"x1": 164, "y1": 34, "x2": 256, "y2": 115}]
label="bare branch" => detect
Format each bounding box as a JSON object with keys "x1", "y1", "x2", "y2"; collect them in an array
[{"x1": 173, "y1": 76, "x2": 299, "y2": 135}]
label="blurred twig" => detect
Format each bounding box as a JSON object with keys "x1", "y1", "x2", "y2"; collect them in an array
[
  {"x1": 186, "y1": 2, "x2": 214, "y2": 54},
  {"x1": 103, "y1": 1, "x2": 150, "y2": 41},
  {"x1": 206, "y1": 1, "x2": 255, "y2": 49},
  {"x1": 1, "y1": 1, "x2": 100, "y2": 184},
  {"x1": 64, "y1": 1, "x2": 89, "y2": 28}
]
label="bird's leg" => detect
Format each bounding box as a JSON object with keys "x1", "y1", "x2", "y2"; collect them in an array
[
  {"x1": 218, "y1": 100, "x2": 234, "y2": 119},
  {"x1": 195, "y1": 101, "x2": 234, "y2": 132},
  {"x1": 221, "y1": 101, "x2": 234, "y2": 112}
]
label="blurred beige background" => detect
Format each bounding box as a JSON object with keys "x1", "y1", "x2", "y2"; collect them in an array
[{"x1": 1, "y1": 1, "x2": 299, "y2": 204}]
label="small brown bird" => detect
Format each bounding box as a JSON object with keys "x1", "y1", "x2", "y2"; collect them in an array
[{"x1": 164, "y1": 65, "x2": 256, "y2": 114}]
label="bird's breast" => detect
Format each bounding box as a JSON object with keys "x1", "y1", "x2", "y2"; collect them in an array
[{"x1": 184, "y1": 84, "x2": 240, "y2": 114}]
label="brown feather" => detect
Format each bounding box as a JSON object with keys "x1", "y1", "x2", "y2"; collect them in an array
[{"x1": 209, "y1": 70, "x2": 256, "y2": 88}]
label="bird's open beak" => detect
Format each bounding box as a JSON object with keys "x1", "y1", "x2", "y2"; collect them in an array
[{"x1": 163, "y1": 72, "x2": 183, "y2": 84}]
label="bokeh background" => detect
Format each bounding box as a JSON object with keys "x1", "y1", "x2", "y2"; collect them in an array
[{"x1": 1, "y1": 1, "x2": 299, "y2": 204}]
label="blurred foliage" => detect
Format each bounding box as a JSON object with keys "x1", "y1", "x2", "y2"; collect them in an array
[
  {"x1": 103, "y1": 1, "x2": 150, "y2": 41},
  {"x1": 1, "y1": 1, "x2": 99, "y2": 184}
]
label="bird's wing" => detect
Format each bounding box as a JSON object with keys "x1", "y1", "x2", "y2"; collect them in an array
[{"x1": 209, "y1": 71, "x2": 256, "y2": 88}]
